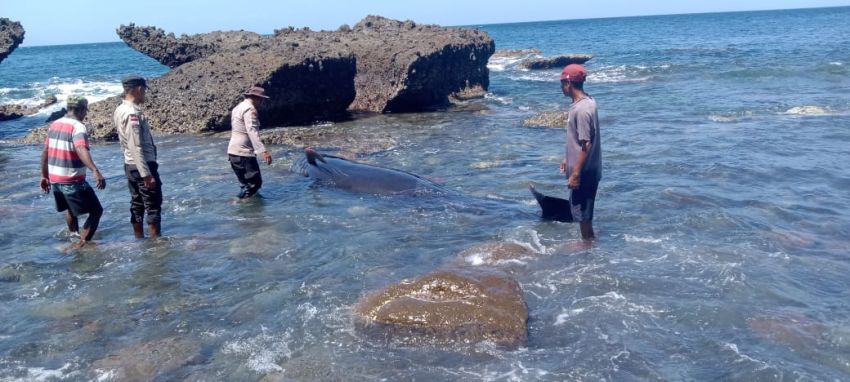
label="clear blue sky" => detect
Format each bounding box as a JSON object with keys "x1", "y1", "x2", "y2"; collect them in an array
[{"x1": 5, "y1": 0, "x2": 849, "y2": 46}]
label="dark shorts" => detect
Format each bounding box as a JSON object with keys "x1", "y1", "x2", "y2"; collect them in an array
[
  {"x1": 52, "y1": 181, "x2": 102, "y2": 216},
  {"x1": 229, "y1": 154, "x2": 263, "y2": 199},
  {"x1": 125, "y1": 161, "x2": 163, "y2": 224},
  {"x1": 568, "y1": 174, "x2": 599, "y2": 222}
]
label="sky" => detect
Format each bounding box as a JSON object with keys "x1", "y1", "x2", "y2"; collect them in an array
[{"x1": 4, "y1": 0, "x2": 850, "y2": 46}]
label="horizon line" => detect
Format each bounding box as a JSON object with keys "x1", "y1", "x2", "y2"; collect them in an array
[{"x1": 16, "y1": 4, "x2": 850, "y2": 48}]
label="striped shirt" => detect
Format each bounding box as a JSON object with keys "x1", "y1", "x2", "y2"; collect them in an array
[{"x1": 44, "y1": 117, "x2": 89, "y2": 184}]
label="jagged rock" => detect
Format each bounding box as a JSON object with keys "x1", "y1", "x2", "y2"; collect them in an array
[
  {"x1": 0, "y1": 18, "x2": 25, "y2": 64},
  {"x1": 353, "y1": 267, "x2": 528, "y2": 348},
  {"x1": 491, "y1": 48, "x2": 542, "y2": 58},
  {"x1": 450, "y1": 84, "x2": 487, "y2": 101},
  {"x1": 116, "y1": 23, "x2": 264, "y2": 68},
  {"x1": 344, "y1": 16, "x2": 494, "y2": 113},
  {"x1": 456, "y1": 242, "x2": 539, "y2": 266},
  {"x1": 522, "y1": 110, "x2": 567, "y2": 128},
  {"x1": 91, "y1": 336, "x2": 202, "y2": 381},
  {"x1": 520, "y1": 54, "x2": 593, "y2": 70},
  {"x1": 0, "y1": 96, "x2": 59, "y2": 122},
  {"x1": 115, "y1": 15, "x2": 494, "y2": 113},
  {"x1": 25, "y1": 41, "x2": 356, "y2": 142}
]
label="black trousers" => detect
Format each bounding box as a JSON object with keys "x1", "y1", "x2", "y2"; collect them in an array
[
  {"x1": 124, "y1": 161, "x2": 163, "y2": 224},
  {"x1": 229, "y1": 154, "x2": 263, "y2": 199}
]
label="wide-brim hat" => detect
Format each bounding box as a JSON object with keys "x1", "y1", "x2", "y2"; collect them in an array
[{"x1": 244, "y1": 86, "x2": 270, "y2": 99}]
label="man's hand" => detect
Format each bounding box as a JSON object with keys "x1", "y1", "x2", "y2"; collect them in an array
[
  {"x1": 40, "y1": 177, "x2": 50, "y2": 193},
  {"x1": 560, "y1": 159, "x2": 567, "y2": 174},
  {"x1": 263, "y1": 151, "x2": 273, "y2": 165},
  {"x1": 143, "y1": 175, "x2": 157, "y2": 189},
  {"x1": 568, "y1": 173, "x2": 581, "y2": 190},
  {"x1": 93, "y1": 170, "x2": 106, "y2": 190}
]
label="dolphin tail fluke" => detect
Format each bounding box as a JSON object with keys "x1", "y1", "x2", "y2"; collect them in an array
[
  {"x1": 304, "y1": 147, "x2": 326, "y2": 166},
  {"x1": 529, "y1": 183, "x2": 574, "y2": 223}
]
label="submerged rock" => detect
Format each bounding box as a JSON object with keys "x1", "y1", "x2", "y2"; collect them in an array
[
  {"x1": 0, "y1": 18, "x2": 25, "y2": 64},
  {"x1": 520, "y1": 54, "x2": 593, "y2": 70},
  {"x1": 522, "y1": 110, "x2": 567, "y2": 128},
  {"x1": 455, "y1": 242, "x2": 539, "y2": 266},
  {"x1": 353, "y1": 268, "x2": 528, "y2": 348},
  {"x1": 91, "y1": 336, "x2": 202, "y2": 381}
]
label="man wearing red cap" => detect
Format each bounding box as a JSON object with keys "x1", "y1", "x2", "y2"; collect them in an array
[{"x1": 560, "y1": 64, "x2": 601, "y2": 241}]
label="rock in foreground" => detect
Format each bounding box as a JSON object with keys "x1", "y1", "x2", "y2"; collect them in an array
[
  {"x1": 353, "y1": 268, "x2": 528, "y2": 348},
  {"x1": 0, "y1": 18, "x2": 25, "y2": 64},
  {"x1": 520, "y1": 54, "x2": 593, "y2": 70},
  {"x1": 117, "y1": 24, "x2": 263, "y2": 68}
]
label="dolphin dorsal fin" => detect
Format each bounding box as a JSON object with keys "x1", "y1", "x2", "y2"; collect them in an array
[{"x1": 305, "y1": 147, "x2": 326, "y2": 166}]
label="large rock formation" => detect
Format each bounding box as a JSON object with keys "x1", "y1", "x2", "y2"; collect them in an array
[
  {"x1": 25, "y1": 40, "x2": 356, "y2": 142},
  {"x1": 0, "y1": 18, "x2": 25, "y2": 64},
  {"x1": 353, "y1": 268, "x2": 528, "y2": 348},
  {"x1": 340, "y1": 16, "x2": 494, "y2": 112},
  {"x1": 117, "y1": 15, "x2": 494, "y2": 113},
  {"x1": 520, "y1": 54, "x2": 593, "y2": 70}
]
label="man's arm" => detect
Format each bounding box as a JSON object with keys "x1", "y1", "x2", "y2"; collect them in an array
[
  {"x1": 74, "y1": 145, "x2": 106, "y2": 190},
  {"x1": 40, "y1": 146, "x2": 50, "y2": 193},
  {"x1": 568, "y1": 110, "x2": 595, "y2": 189},
  {"x1": 244, "y1": 109, "x2": 272, "y2": 165},
  {"x1": 568, "y1": 141, "x2": 592, "y2": 189}
]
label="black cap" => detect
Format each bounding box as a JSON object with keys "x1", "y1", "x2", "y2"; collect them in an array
[{"x1": 121, "y1": 75, "x2": 148, "y2": 88}]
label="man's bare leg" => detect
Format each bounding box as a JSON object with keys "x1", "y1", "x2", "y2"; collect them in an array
[
  {"x1": 132, "y1": 223, "x2": 145, "y2": 239},
  {"x1": 64, "y1": 211, "x2": 79, "y2": 234},
  {"x1": 148, "y1": 223, "x2": 161, "y2": 239},
  {"x1": 579, "y1": 221, "x2": 595, "y2": 241}
]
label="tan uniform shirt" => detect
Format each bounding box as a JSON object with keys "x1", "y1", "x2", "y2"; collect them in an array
[
  {"x1": 114, "y1": 99, "x2": 157, "y2": 177},
  {"x1": 227, "y1": 99, "x2": 267, "y2": 157}
]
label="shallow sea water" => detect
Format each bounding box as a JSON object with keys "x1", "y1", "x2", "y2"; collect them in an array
[{"x1": 1, "y1": 6, "x2": 849, "y2": 381}]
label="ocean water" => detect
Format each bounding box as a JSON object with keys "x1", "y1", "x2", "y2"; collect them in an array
[{"x1": 1, "y1": 6, "x2": 849, "y2": 381}]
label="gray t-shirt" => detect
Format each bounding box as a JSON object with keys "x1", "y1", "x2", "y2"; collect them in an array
[{"x1": 565, "y1": 96, "x2": 602, "y2": 180}]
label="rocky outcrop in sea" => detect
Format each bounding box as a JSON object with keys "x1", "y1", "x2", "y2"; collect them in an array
[
  {"x1": 0, "y1": 96, "x2": 57, "y2": 122},
  {"x1": 0, "y1": 18, "x2": 25, "y2": 64},
  {"x1": 520, "y1": 54, "x2": 593, "y2": 70},
  {"x1": 22, "y1": 16, "x2": 494, "y2": 143}
]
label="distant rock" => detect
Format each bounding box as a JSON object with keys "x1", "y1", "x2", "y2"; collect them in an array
[
  {"x1": 522, "y1": 110, "x2": 567, "y2": 128},
  {"x1": 520, "y1": 54, "x2": 593, "y2": 70},
  {"x1": 353, "y1": 268, "x2": 528, "y2": 348},
  {"x1": 0, "y1": 96, "x2": 59, "y2": 122},
  {"x1": 91, "y1": 336, "x2": 202, "y2": 381},
  {"x1": 491, "y1": 48, "x2": 542, "y2": 58},
  {"x1": 0, "y1": 18, "x2": 25, "y2": 64}
]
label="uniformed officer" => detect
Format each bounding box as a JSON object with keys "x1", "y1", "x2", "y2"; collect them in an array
[
  {"x1": 227, "y1": 85, "x2": 273, "y2": 199},
  {"x1": 114, "y1": 75, "x2": 162, "y2": 239}
]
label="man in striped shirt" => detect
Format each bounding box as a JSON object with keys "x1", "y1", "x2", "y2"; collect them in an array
[{"x1": 39, "y1": 95, "x2": 106, "y2": 248}]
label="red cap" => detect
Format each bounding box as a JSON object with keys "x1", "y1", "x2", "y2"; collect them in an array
[{"x1": 560, "y1": 64, "x2": 587, "y2": 82}]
